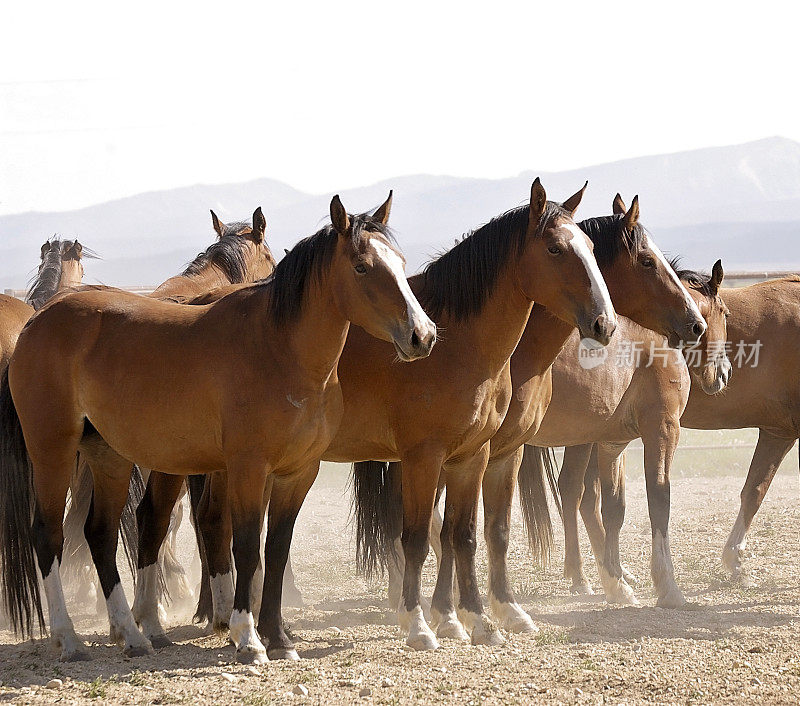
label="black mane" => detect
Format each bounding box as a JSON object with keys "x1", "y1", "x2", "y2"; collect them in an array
[
  {"x1": 182, "y1": 221, "x2": 255, "y2": 284},
  {"x1": 25, "y1": 239, "x2": 71, "y2": 311},
  {"x1": 264, "y1": 212, "x2": 392, "y2": 326},
  {"x1": 577, "y1": 214, "x2": 647, "y2": 268},
  {"x1": 668, "y1": 257, "x2": 715, "y2": 296},
  {"x1": 419, "y1": 201, "x2": 568, "y2": 322}
]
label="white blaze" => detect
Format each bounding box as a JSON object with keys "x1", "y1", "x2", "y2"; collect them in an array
[
  {"x1": 645, "y1": 235, "x2": 705, "y2": 323},
  {"x1": 563, "y1": 224, "x2": 616, "y2": 325}
]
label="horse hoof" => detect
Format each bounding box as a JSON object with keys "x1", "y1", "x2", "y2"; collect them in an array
[
  {"x1": 124, "y1": 642, "x2": 154, "y2": 658},
  {"x1": 407, "y1": 631, "x2": 439, "y2": 651},
  {"x1": 656, "y1": 589, "x2": 687, "y2": 609},
  {"x1": 471, "y1": 629, "x2": 504, "y2": 647},
  {"x1": 570, "y1": 582, "x2": 595, "y2": 596},
  {"x1": 237, "y1": 648, "x2": 268, "y2": 664},
  {"x1": 503, "y1": 612, "x2": 538, "y2": 634},
  {"x1": 60, "y1": 647, "x2": 92, "y2": 662},
  {"x1": 149, "y1": 635, "x2": 173, "y2": 650},
  {"x1": 606, "y1": 583, "x2": 639, "y2": 606},
  {"x1": 268, "y1": 647, "x2": 300, "y2": 661},
  {"x1": 621, "y1": 567, "x2": 637, "y2": 586},
  {"x1": 212, "y1": 620, "x2": 230, "y2": 634},
  {"x1": 436, "y1": 618, "x2": 469, "y2": 641}
]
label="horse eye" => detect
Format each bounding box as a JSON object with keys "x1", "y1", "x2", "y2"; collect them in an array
[
  {"x1": 354, "y1": 263, "x2": 368, "y2": 275},
  {"x1": 642, "y1": 257, "x2": 655, "y2": 268},
  {"x1": 547, "y1": 245, "x2": 562, "y2": 255}
]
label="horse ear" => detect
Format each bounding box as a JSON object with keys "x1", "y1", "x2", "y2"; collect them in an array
[
  {"x1": 284, "y1": 248, "x2": 290, "y2": 255},
  {"x1": 40, "y1": 241, "x2": 51, "y2": 258},
  {"x1": 710, "y1": 259, "x2": 724, "y2": 295},
  {"x1": 529, "y1": 178, "x2": 547, "y2": 225},
  {"x1": 67, "y1": 241, "x2": 83, "y2": 260},
  {"x1": 330, "y1": 195, "x2": 351, "y2": 235},
  {"x1": 210, "y1": 210, "x2": 224, "y2": 238},
  {"x1": 251, "y1": 207, "x2": 266, "y2": 244},
  {"x1": 372, "y1": 190, "x2": 393, "y2": 226},
  {"x1": 562, "y1": 181, "x2": 588, "y2": 216},
  {"x1": 612, "y1": 193, "x2": 627, "y2": 215},
  {"x1": 623, "y1": 195, "x2": 640, "y2": 231}
]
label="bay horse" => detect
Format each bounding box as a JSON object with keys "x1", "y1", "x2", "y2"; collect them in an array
[
  {"x1": 665, "y1": 276, "x2": 800, "y2": 583},
  {"x1": 0, "y1": 194, "x2": 435, "y2": 663},
  {"x1": 60, "y1": 209, "x2": 277, "y2": 610},
  {"x1": 0, "y1": 238, "x2": 88, "y2": 371},
  {"x1": 354, "y1": 195, "x2": 710, "y2": 635},
  {"x1": 188, "y1": 179, "x2": 617, "y2": 651}
]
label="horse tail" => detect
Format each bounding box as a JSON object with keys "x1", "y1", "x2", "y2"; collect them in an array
[
  {"x1": 517, "y1": 445, "x2": 562, "y2": 567},
  {"x1": 187, "y1": 474, "x2": 212, "y2": 624},
  {"x1": 62, "y1": 457, "x2": 94, "y2": 586},
  {"x1": 350, "y1": 461, "x2": 402, "y2": 579},
  {"x1": 119, "y1": 465, "x2": 145, "y2": 581},
  {"x1": 0, "y1": 368, "x2": 45, "y2": 637}
]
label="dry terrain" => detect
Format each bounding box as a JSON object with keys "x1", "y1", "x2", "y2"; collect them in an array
[{"x1": 1, "y1": 428, "x2": 799, "y2": 704}]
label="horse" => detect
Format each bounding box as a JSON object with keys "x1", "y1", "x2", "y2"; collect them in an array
[
  {"x1": 60, "y1": 209, "x2": 277, "y2": 611},
  {"x1": 516, "y1": 259, "x2": 730, "y2": 607},
  {"x1": 0, "y1": 193, "x2": 436, "y2": 664},
  {"x1": 665, "y1": 276, "x2": 800, "y2": 584},
  {"x1": 189, "y1": 179, "x2": 617, "y2": 651},
  {"x1": 352, "y1": 194, "x2": 712, "y2": 634}
]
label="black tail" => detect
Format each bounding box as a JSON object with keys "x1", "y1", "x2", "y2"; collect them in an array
[
  {"x1": 0, "y1": 369, "x2": 45, "y2": 636},
  {"x1": 350, "y1": 460, "x2": 402, "y2": 578},
  {"x1": 187, "y1": 474, "x2": 212, "y2": 623},
  {"x1": 517, "y1": 445, "x2": 562, "y2": 567}
]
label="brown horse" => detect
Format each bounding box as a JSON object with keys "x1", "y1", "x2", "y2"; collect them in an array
[
  {"x1": 60, "y1": 209, "x2": 277, "y2": 609},
  {"x1": 0, "y1": 194, "x2": 435, "y2": 663},
  {"x1": 516, "y1": 259, "x2": 730, "y2": 608},
  {"x1": 667, "y1": 276, "x2": 800, "y2": 583},
  {"x1": 188, "y1": 179, "x2": 617, "y2": 651},
  {"x1": 356, "y1": 195, "x2": 711, "y2": 634},
  {"x1": 0, "y1": 238, "x2": 88, "y2": 371}
]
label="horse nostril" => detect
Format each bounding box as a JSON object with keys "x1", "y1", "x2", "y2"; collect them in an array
[
  {"x1": 692, "y1": 322, "x2": 705, "y2": 338},
  {"x1": 411, "y1": 331, "x2": 420, "y2": 349}
]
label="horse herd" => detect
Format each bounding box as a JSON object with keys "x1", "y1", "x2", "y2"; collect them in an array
[{"x1": 0, "y1": 180, "x2": 797, "y2": 667}]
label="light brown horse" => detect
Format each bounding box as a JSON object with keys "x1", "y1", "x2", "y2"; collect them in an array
[
  {"x1": 0, "y1": 194, "x2": 435, "y2": 663},
  {"x1": 517, "y1": 260, "x2": 730, "y2": 608},
  {"x1": 668, "y1": 277, "x2": 800, "y2": 583},
  {"x1": 357, "y1": 196, "x2": 711, "y2": 633},
  {"x1": 60, "y1": 209, "x2": 277, "y2": 609},
  {"x1": 188, "y1": 179, "x2": 617, "y2": 651}
]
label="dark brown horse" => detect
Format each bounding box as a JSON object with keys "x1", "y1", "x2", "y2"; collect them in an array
[
  {"x1": 354, "y1": 196, "x2": 712, "y2": 634},
  {"x1": 188, "y1": 179, "x2": 617, "y2": 651},
  {"x1": 0, "y1": 194, "x2": 435, "y2": 663}
]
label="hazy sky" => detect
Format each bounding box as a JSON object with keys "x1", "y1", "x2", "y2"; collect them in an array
[{"x1": 1, "y1": 0, "x2": 797, "y2": 215}]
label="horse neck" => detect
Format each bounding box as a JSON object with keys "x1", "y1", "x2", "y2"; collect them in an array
[
  {"x1": 57, "y1": 261, "x2": 83, "y2": 292},
  {"x1": 513, "y1": 304, "x2": 575, "y2": 378},
  {"x1": 152, "y1": 266, "x2": 234, "y2": 300}
]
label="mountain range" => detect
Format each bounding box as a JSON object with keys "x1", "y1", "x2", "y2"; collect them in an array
[{"x1": 2, "y1": 136, "x2": 799, "y2": 290}]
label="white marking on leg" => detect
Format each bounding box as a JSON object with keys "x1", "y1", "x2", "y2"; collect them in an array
[
  {"x1": 456, "y1": 608, "x2": 504, "y2": 646},
  {"x1": 723, "y1": 514, "x2": 748, "y2": 576},
  {"x1": 229, "y1": 609, "x2": 267, "y2": 662},
  {"x1": 106, "y1": 583, "x2": 153, "y2": 655},
  {"x1": 563, "y1": 224, "x2": 616, "y2": 326},
  {"x1": 430, "y1": 607, "x2": 469, "y2": 640},
  {"x1": 398, "y1": 605, "x2": 438, "y2": 650},
  {"x1": 597, "y1": 565, "x2": 638, "y2": 605},
  {"x1": 210, "y1": 572, "x2": 234, "y2": 631},
  {"x1": 42, "y1": 558, "x2": 87, "y2": 660},
  {"x1": 132, "y1": 564, "x2": 167, "y2": 643},
  {"x1": 651, "y1": 529, "x2": 686, "y2": 607},
  {"x1": 489, "y1": 595, "x2": 538, "y2": 633}
]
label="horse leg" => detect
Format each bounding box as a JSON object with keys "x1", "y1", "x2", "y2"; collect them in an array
[
  {"x1": 398, "y1": 449, "x2": 445, "y2": 651},
  {"x1": 723, "y1": 430, "x2": 795, "y2": 582},
  {"x1": 484, "y1": 448, "x2": 537, "y2": 633},
  {"x1": 595, "y1": 442, "x2": 638, "y2": 605},
  {"x1": 132, "y1": 471, "x2": 185, "y2": 648},
  {"x1": 449, "y1": 444, "x2": 503, "y2": 646},
  {"x1": 81, "y1": 441, "x2": 152, "y2": 656},
  {"x1": 257, "y1": 464, "x2": 318, "y2": 660},
  {"x1": 558, "y1": 444, "x2": 594, "y2": 594},
  {"x1": 197, "y1": 471, "x2": 234, "y2": 632},
  {"x1": 430, "y1": 488, "x2": 469, "y2": 641},
  {"x1": 30, "y1": 453, "x2": 90, "y2": 661},
  {"x1": 640, "y1": 414, "x2": 684, "y2": 607}
]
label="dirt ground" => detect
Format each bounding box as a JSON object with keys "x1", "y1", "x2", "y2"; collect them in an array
[{"x1": 1, "y1": 429, "x2": 799, "y2": 705}]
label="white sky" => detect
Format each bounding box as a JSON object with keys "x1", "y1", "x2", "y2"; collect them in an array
[{"x1": 1, "y1": 0, "x2": 798, "y2": 215}]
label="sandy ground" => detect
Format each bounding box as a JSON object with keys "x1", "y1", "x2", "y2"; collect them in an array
[{"x1": 1, "y1": 429, "x2": 799, "y2": 705}]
